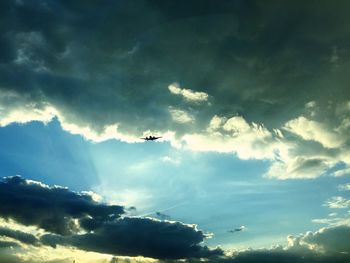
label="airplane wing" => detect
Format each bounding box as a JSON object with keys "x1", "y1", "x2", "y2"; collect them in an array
[{"x1": 140, "y1": 136, "x2": 162, "y2": 141}]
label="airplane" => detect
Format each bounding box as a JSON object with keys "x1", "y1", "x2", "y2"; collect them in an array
[
  {"x1": 228, "y1": 225, "x2": 245, "y2": 233},
  {"x1": 140, "y1": 135, "x2": 162, "y2": 141}
]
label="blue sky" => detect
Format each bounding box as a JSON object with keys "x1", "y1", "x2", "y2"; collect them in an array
[
  {"x1": 0, "y1": 1, "x2": 350, "y2": 262},
  {"x1": 1, "y1": 119, "x2": 349, "y2": 253}
]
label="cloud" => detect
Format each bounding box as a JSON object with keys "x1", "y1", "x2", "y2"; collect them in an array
[
  {"x1": 42, "y1": 217, "x2": 222, "y2": 260},
  {"x1": 323, "y1": 196, "x2": 350, "y2": 209},
  {"x1": 177, "y1": 108, "x2": 348, "y2": 179},
  {"x1": 0, "y1": 176, "x2": 124, "y2": 235},
  {"x1": 265, "y1": 156, "x2": 331, "y2": 180},
  {"x1": 182, "y1": 115, "x2": 279, "y2": 160},
  {"x1": 168, "y1": 83, "x2": 208, "y2": 102},
  {"x1": 169, "y1": 107, "x2": 195, "y2": 123},
  {"x1": 0, "y1": 241, "x2": 20, "y2": 248},
  {"x1": 0, "y1": 0, "x2": 350, "y2": 181},
  {"x1": 155, "y1": 212, "x2": 171, "y2": 220},
  {"x1": 0, "y1": 90, "x2": 141, "y2": 143},
  {"x1": 0, "y1": 178, "x2": 350, "y2": 261},
  {"x1": 161, "y1": 225, "x2": 350, "y2": 263},
  {"x1": 338, "y1": 183, "x2": 350, "y2": 191},
  {"x1": 312, "y1": 217, "x2": 350, "y2": 228},
  {"x1": 333, "y1": 168, "x2": 350, "y2": 177},
  {"x1": 301, "y1": 225, "x2": 350, "y2": 254},
  {"x1": 0, "y1": 227, "x2": 38, "y2": 245},
  {"x1": 207, "y1": 115, "x2": 226, "y2": 131},
  {"x1": 283, "y1": 116, "x2": 344, "y2": 148},
  {"x1": 0, "y1": 176, "x2": 220, "y2": 260},
  {"x1": 0, "y1": 91, "x2": 57, "y2": 126}
]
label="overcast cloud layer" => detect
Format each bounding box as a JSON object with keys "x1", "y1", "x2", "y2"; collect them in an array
[{"x1": 1, "y1": 0, "x2": 350, "y2": 179}]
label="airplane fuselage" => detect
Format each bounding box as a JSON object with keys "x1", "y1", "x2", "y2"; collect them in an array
[{"x1": 141, "y1": 136, "x2": 162, "y2": 141}]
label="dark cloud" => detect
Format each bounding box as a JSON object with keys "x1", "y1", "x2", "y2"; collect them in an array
[
  {"x1": 208, "y1": 249, "x2": 350, "y2": 263},
  {"x1": 301, "y1": 225, "x2": 350, "y2": 254},
  {"x1": 155, "y1": 211, "x2": 171, "y2": 220},
  {"x1": 1, "y1": 1, "x2": 350, "y2": 179},
  {"x1": 162, "y1": 224, "x2": 350, "y2": 263},
  {"x1": 42, "y1": 217, "x2": 223, "y2": 259},
  {"x1": 0, "y1": 176, "x2": 124, "y2": 235},
  {"x1": 0, "y1": 241, "x2": 19, "y2": 248},
  {"x1": 1, "y1": 0, "x2": 349, "y2": 137},
  {"x1": 0, "y1": 176, "x2": 220, "y2": 259},
  {"x1": 0, "y1": 176, "x2": 350, "y2": 261},
  {"x1": 0, "y1": 227, "x2": 38, "y2": 245}
]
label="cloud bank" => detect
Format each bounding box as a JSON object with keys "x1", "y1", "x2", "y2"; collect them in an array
[
  {"x1": 1, "y1": 176, "x2": 350, "y2": 262},
  {"x1": 0, "y1": 176, "x2": 220, "y2": 260},
  {"x1": 1, "y1": 0, "x2": 350, "y2": 179},
  {"x1": 160, "y1": 225, "x2": 350, "y2": 263}
]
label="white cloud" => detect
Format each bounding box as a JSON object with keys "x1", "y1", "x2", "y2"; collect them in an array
[
  {"x1": 324, "y1": 196, "x2": 350, "y2": 209},
  {"x1": 0, "y1": 91, "x2": 141, "y2": 143},
  {"x1": 283, "y1": 116, "x2": 344, "y2": 148},
  {"x1": 1, "y1": 89, "x2": 349, "y2": 181},
  {"x1": 305, "y1": 101, "x2": 316, "y2": 108},
  {"x1": 338, "y1": 183, "x2": 350, "y2": 191},
  {"x1": 168, "y1": 108, "x2": 194, "y2": 123},
  {"x1": 207, "y1": 115, "x2": 226, "y2": 131},
  {"x1": 168, "y1": 83, "x2": 208, "y2": 102},
  {"x1": 332, "y1": 168, "x2": 350, "y2": 177},
  {"x1": 0, "y1": 92, "x2": 56, "y2": 126},
  {"x1": 80, "y1": 191, "x2": 103, "y2": 202},
  {"x1": 241, "y1": 224, "x2": 350, "y2": 257},
  {"x1": 305, "y1": 101, "x2": 317, "y2": 117},
  {"x1": 57, "y1": 117, "x2": 139, "y2": 143},
  {"x1": 222, "y1": 116, "x2": 251, "y2": 133},
  {"x1": 312, "y1": 217, "x2": 350, "y2": 227},
  {"x1": 181, "y1": 115, "x2": 281, "y2": 160},
  {"x1": 0, "y1": 105, "x2": 56, "y2": 127},
  {"x1": 300, "y1": 225, "x2": 350, "y2": 254},
  {"x1": 265, "y1": 156, "x2": 332, "y2": 180}
]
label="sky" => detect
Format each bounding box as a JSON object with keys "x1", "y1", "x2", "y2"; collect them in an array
[{"x1": 0, "y1": 0, "x2": 350, "y2": 262}]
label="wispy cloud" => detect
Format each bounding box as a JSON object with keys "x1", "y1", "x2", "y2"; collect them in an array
[
  {"x1": 324, "y1": 196, "x2": 350, "y2": 209},
  {"x1": 168, "y1": 83, "x2": 208, "y2": 102}
]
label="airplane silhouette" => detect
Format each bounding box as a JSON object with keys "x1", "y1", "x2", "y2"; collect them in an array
[{"x1": 141, "y1": 135, "x2": 162, "y2": 141}]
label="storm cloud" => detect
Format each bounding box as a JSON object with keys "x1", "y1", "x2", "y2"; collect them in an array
[
  {"x1": 0, "y1": 176, "x2": 124, "y2": 235},
  {"x1": 0, "y1": 176, "x2": 349, "y2": 261},
  {"x1": 0, "y1": 176, "x2": 220, "y2": 259},
  {"x1": 0, "y1": 227, "x2": 38, "y2": 245},
  {"x1": 42, "y1": 217, "x2": 223, "y2": 259},
  {"x1": 0, "y1": 0, "x2": 350, "y2": 178}
]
